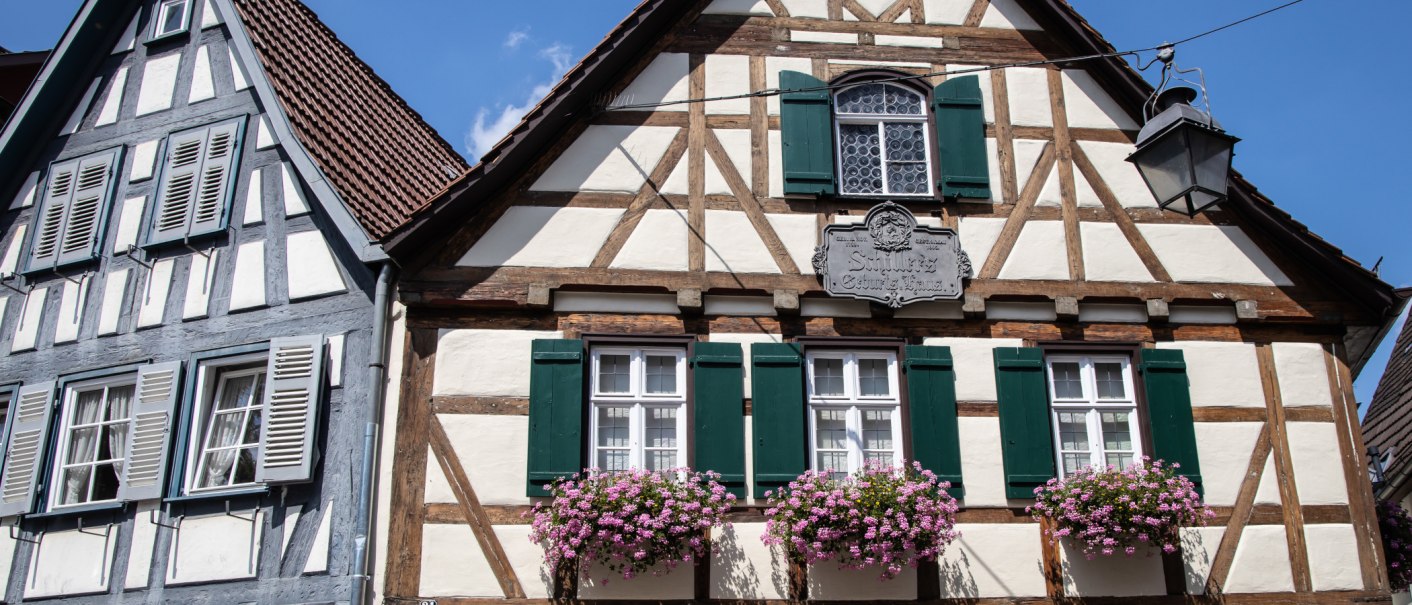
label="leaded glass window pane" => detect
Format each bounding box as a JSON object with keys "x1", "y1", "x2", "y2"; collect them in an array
[
  {"x1": 861, "y1": 410, "x2": 892, "y2": 450},
  {"x1": 1051, "y1": 362, "x2": 1083, "y2": 399},
  {"x1": 839, "y1": 124, "x2": 882, "y2": 194},
  {"x1": 646, "y1": 407, "x2": 677, "y2": 448},
  {"x1": 815, "y1": 409, "x2": 847, "y2": 449},
  {"x1": 597, "y1": 407, "x2": 630, "y2": 448},
  {"x1": 645, "y1": 355, "x2": 676, "y2": 394},
  {"x1": 1057, "y1": 411, "x2": 1089, "y2": 452},
  {"x1": 598, "y1": 354, "x2": 631, "y2": 393},
  {"x1": 1095, "y1": 363, "x2": 1126, "y2": 399},
  {"x1": 1101, "y1": 411, "x2": 1132, "y2": 450},
  {"x1": 813, "y1": 358, "x2": 845, "y2": 396},
  {"x1": 858, "y1": 358, "x2": 889, "y2": 396},
  {"x1": 836, "y1": 84, "x2": 886, "y2": 114}
]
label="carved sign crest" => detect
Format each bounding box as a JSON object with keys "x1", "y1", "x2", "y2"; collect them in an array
[{"x1": 812, "y1": 202, "x2": 970, "y2": 308}]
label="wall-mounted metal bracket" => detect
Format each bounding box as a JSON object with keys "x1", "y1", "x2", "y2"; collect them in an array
[
  {"x1": 125, "y1": 245, "x2": 155, "y2": 269},
  {"x1": 149, "y1": 505, "x2": 183, "y2": 530},
  {"x1": 7, "y1": 521, "x2": 36, "y2": 544}
]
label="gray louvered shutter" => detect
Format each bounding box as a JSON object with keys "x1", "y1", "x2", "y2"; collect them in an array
[
  {"x1": 119, "y1": 361, "x2": 181, "y2": 501},
  {"x1": 55, "y1": 148, "x2": 121, "y2": 267},
  {"x1": 0, "y1": 382, "x2": 55, "y2": 517},
  {"x1": 149, "y1": 129, "x2": 205, "y2": 245},
  {"x1": 188, "y1": 121, "x2": 241, "y2": 238},
  {"x1": 257, "y1": 335, "x2": 325, "y2": 484},
  {"x1": 28, "y1": 160, "x2": 79, "y2": 272}
]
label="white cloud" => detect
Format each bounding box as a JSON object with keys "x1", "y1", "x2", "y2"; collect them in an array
[
  {"x1": 463, "y1": 42, "x2": 575, "y2": 161},
  {"x1": 503, "y1": 27, "x2": 529, "y2": 50},
  {"x1": 539, "y1": 42, "x2": 573, "y2": 72}
]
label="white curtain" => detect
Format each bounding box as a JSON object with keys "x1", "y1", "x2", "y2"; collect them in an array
[
  {"x1": 201, "y1": 375, "x2": 256, "y2": 488},
  {"x1": 62, "y1": 391, "x2": 104, "y2": 504},
  {"x1": 105, "y1": 386, "x2": 133, "y2": 476}
]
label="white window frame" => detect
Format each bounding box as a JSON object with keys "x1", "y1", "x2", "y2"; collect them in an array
[
  {"x1": 833, "y1": 81, "x2": 934, "y2": 198},
  {"x1": 151, "y1": 0, "x2": 194, "y2": 40},
  {"x1": 806, "y1": 350, "x2": 903, "y2": 477},
  {"x1": 1045, "y1": 354, "x2": 1143, "y2": 476},
  {"x1": 588, "y1": 347, "x2": 688, "y2": 472},
  {"x1": 48, "y1": 374, "x2": 138, "y2": 509},
  {"x1": 182, "y1": 351, "x2": 267, "y2": 495}
]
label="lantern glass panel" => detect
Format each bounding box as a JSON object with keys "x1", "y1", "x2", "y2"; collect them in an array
[
  {"x1": 1133, "y1": 130, "x2": 1193, "y2": 206},
  {"x1": 1191, "y1": 128, "x2": 1234, "y2": 196}
]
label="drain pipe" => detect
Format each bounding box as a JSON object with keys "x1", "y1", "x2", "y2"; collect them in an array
[{"x1": 351, "y1": 262, "x2": 395, "y2": 605}]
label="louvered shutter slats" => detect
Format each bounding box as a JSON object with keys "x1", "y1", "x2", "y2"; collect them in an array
[
  {"x1": 0, "y1": 382, "x2": 56, "y2": 516},
  {"x1": 257, "y1": 335, "x2": 325, "y2": 484},
  {"x1": 149, "y1": 119, "x2": 243, "y2": 245},
  {"x1": 189, "y1": 123, "x2": 239, "y2": 236},
  {"x1": 54, "y1": 153, "x2": 117, "y2": 265},
  {"x1": 150, "y1": 132, "x2": 205, "y2": 244},
  {"x1": 28, "y1": 162, "x2": 78, "y2": 271},
  {"x1": 120, "y1": 361, "x2": 182, "y2": 501}
]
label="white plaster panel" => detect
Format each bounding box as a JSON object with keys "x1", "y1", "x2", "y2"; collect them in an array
[
  {"x1": 703, "y1": 0, "x2": 774, "y2": 15},
  {"x1": 138, "y1": 258, "x2": 175, "y2": 327},
  {"x1": 53, "y1": 277, "x2": 90, "y2": 344},
  {"x1": 1169, "y1": 305, "x2": 1238, "y2": 325},
  {"x1": 1078, "y1": 303, "x2": 1147, "y2": 323},
  {"x1": 767, "y1": 130, "x2": 784, "y2": 197},
  {"x1": 716, "y1": 128, "x2": 754, "y2": 192},
  {"x1": 10, "y1": 173, "x2": 37, "y2": 209},
  {"x1": 708, "y1": 333, "x2": 782, "y2": 399},
  {"x1": 1180, "y1": 526, "x2": 1224, "y2": 594},
  {"x1": 1304, "y1": 524, "x2": 1362, "y2": 591},
  {"x1": 766, "y1": 213, "x2": 819, "y2": 275},
  {"x1": 938, "y1": 523, "x2": 1045, "y2": 597},
  {"x1": 610, "y1": 208, "x2": 689, "y2": 271},
  {"x1": 188, "y1": 45, "x2": 215, "y2": 103},
  {"x1": 326, "y1": 332, "x2": 345, "y2": 387},
  {"x1": 1061, "y1": 69, "x2": 1138, "y2": 130},
  {"x1": 419, "y1": 524, "x2": 501, "y2": 597},
  {"x1": 1287, "y1": 421, "x2": 1349, "y2": 505},
  {"x1": 998, "y1": 221, "x2": 1068, "y2": 280},
  {"x1": 242, "y1": 166, "x2": 263, "y2": 225},
  {"x1": 286, "y1": 230, "x2": 347, "y2": 300},
  {"x1": 922, "y1": 337, "x2": 1022, "y2": 401},
  {"x1": 229, "y1": 240, "x2": 266, "y2": 311},
  {"x1": 27, "y1": 528, "x2": 115, "y2": 598},
  {"x1": 1192, "y1": 422, "x2": 1262, "y2": 507},
  {"x1": 810, "y1": 562, "x2": 916, "y2": 600},
  {"x1": 0, "y1": 530, "x2": 13, "y2": 594},
  {"x1": 229, "y1": 47, "x2": 250, "y2": 90},
  {"x1": 282, "y1": 163, "x2": 309, "y2": 216},
  {"x1": 494, "y1": 525, "x2": 555, "y2": 598},
  {"x1": 948, "y1": 65, "x2": 995, "y2": 124},
  {"x1": 129, "y1": 139, "x2": 158, "y2": 181},
  {"x1": 433, "y1": 329, "x2": 562, "y2": 397},
  {"x1": 706, "y1": 54, "x2": 752, "y2": 114},
  {"x1": 1155, "y1": 342, "x2": 1263, "y2": 407},
  {"x1": 458, "y1": 206, "x2": 626, "y2": 268},
  {"x1": 664, "y1": 135, "x2": 731, "y2": 195},
  {"x1": 182, "y1": 250, "x2": 218, "y2": 319},
  {"x1": 1060, "y1": 541, "x2": 1165, "y2": 597},
  {"x1": 1224, "y1": 525, "x2": 1294, "y2": 593},
  {"x1": 199, "y1": 0, "x2": 222, "y2": 27},
  {"x1": 876, "y1": 34, "x2": 946, "y2": 48},
  {"x1": 97, "y1": 270, "x2": 128, "y2": 335},
  {"x1": 958, "y1": 216, "x2": 1005, "y2": 272},
  {"x1": 1006, "y1": 68, "x2": 1051, "y2": 127},
  {"x1": 1073, "y1": 164, "x2": 1100, "y2": 207},
  {"x1": 765, "y1": 57, "x2": 815, "y2": 115},
  {"x1": 711, "y1": 522, "x2": 789, "y2": 599},
  {"x1": 256, "y1": 115, "x2": 277, "y2": 149},
  {"x1": 987, "y1": 301, "x2": 1057, "y2": 321},
  {"x1": 1139, "y1": 224, "x2": 1291, "y2": 286},
  {"x1": 893, "y1": 301, "x2": 964, "y2": 319},
  {"x1": 792, "y1": 31, "x2": 860, "y2": 44},
  {"x1": 580, "y1": 561, "x2": 694, "y2": 599},
  {"x1": 1253, "y1": 452, "x2": 1280, "y2": 506},
  {"x1": 1272, "y1": 342, "x2": 1333, "y2": 407},
  {"x1": 802, "y1": 298, "x2": 870, "y2": 318},
  {"x1": 922, "y1": 0, "x2": 969, "y2": 24},
  {"x1": 852, "y1": 0, "x2": 894, "y2": 18},
  {"x1": 1012, "y1": 138, "x2": 1047, "y2": 195},
  {"x1": 1076, "y1": 140, "x2": 1157, "y2": 208},
  {"x1": 613, "y1": 53, "x2": 689, "y2": 112},
  {"x1": 303, "y1": 502, "x2": 333, "y2": 574},
  {"x1": 957, "y1": 417, "x2": 1008, "y2": 507},
  {"x1": 1080, "y1": 222, "x2": 1154, "y2": 282},
  {"x1": 706, "y1": 209, "x2": 780, "y2": 274},
  {"x1": 167, "y1": 511, "x2": 262, "y2": 585},
  {"x1": 1035, "y1": 165, "x2": 1061, "y2": 207},
  {"x1": 126, "y1": 501, "x2": 159, "y2": 590},
  {"x1": 11, "y1": 287, "x2": 47, "y2": 352},
  {"x1": 703, "y1": 295, "x2": 776, "y2": 316},
  {"x1": 553, "y1": 292, "x2": 680, "y2": 314},
  {"x1": 980, "y1": 0, "x2": 1040, "y2": 29},
  {"x1": 135, "y1": 52, "x2": 181, "y2": 116},
  {"x1": 779, "y1": 0, "x2": 830, "y2": 19},
  {"x1": 423, "y1": 445, "x2": 455, "y2": 504},
  {"x1": 95, "y1": 66, "x2": 128, "y2": 126},
  {"x1": 112, "y1": 196, "x2": 146, "y2": 253},
  {"x1": 0, "y1": 224, "x2": 27, "y2": 275}
]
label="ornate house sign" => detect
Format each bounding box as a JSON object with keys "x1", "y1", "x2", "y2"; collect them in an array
[{"x1": 812, "y1": 202, "x2": 970, "y2": 308}]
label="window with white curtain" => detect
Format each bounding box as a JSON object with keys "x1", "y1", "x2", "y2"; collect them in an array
[
  {"x1": 50, "y1": 376, "x2": 135, "y2": 507},
  {"x1": 184, "y1": 352, "x2": 266, "y2": 493},
  {"x1": 806, "y1": 350, "x2": 902, "y2": 480},
  {"x1": 590, "y1": 347, "x2": 687, "y2": 472},
  {"x1": 1045, "y1": 354, "x2": 1142, "y2": 476}
]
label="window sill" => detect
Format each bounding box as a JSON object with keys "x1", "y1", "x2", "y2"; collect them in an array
[
  {"x1": 165, "y1": 485, "x2": 268, "y2": 505},
  {"x1": 25, "y1": 501, "x2": 127, "y2": 521},
  {"x1": 144, "y1": 29, "x2": 191, "y2": 47}
]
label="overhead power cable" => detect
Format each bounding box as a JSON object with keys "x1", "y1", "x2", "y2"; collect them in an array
[{"x1": 600, "y1": 0, "x2": 1307, "y2": 112}]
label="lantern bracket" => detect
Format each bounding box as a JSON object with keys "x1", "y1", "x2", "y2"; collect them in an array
[{"x1": 1142, "y1": 45, "x2": 1215, "y2": 128}]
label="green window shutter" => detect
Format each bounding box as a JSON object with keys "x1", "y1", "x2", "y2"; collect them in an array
[
  {"x1": 932, "y1": 75, "x2": 991, "y2": 200},
  {"x1": 780, "y1": 70, "x2": 835, "y2": 196},
  {"x1": 993, "y1": 347, "x2": 1054, "y2": 498},
  {"x1": 905, "y1": 345, "x2": 964, "y2": 498},
  {"x1": 1139, "y1": 349, "x2": 1203, "y2": 493},
  {"x1": 692, "y1": 342, "x2": 746, "y2": 498},
  {"x1": 527, "y1": 339, "x2": 585, "y2": 496},
  {"x1": 751, "y1": 342, "x2": 806, "y2": 498}
]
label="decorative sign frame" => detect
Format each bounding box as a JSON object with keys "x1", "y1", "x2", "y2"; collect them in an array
[{"x1": 811, "y1": 202, "x2": 971, "y2": 308}]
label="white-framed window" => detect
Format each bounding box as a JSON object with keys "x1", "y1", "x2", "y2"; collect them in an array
[
  {"x1": 589, "y1": 347, "x2": 687, "y2": 472},
  {"x1": 806, "y1": 350, "x2": 902, "y2": 479},
  {"x1": 151, "y1": 0, "x2": 193, "y2": 40},
  {"x1": 833, "y1": 81, "x2": 933, "y2": 197},
  {"x1": 184, "y1": 352, "x2": 267, "y2": 494},
  {"x1": 1046, "y1": 354, "x2": 1142, "y2": 476},
  {"x1": 49, "y1": 375, "x2": 136, "y2": 508}
]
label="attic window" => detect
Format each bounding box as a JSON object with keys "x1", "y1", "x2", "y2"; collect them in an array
[{"x1": 151, "y1": 0, "x2": 193, "y2": 41}]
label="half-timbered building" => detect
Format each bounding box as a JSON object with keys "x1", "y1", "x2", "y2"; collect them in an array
[
  {"x1": 372, "y1": 0, "x2": 1401, "y2": 603},
  {"x1": 0, "y1": 0, "x2": 464, "y2": 602}
]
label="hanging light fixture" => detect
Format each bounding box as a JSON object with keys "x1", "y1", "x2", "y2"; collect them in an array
[{"x1": 1127, "y1": 46, "x2": 1239, "y2": 216}]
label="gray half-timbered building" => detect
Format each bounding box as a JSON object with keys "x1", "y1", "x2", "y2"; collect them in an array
[{"x1": 0, "y1": 0, "x2": 465, "y2": 602}]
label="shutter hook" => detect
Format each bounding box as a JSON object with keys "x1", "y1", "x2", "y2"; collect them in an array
[
  {"x1": 75, "y1": 516, "x2": 111, "y2": 538},
  {"x1": 125, "y1": 245, "x2": 155, "y2": 269},
  {"x1": 149, "y1": 504, "x2": 182, "y2": 530},
  {"x1": 0, "y1": 274, "x2": 30, "y2": 295},
  {"x1": 224, "y1": 499, "x2": 256, "y2": 523},
  {"x1": 7, "y1": 521, "x2": 36, "y2": 544}
]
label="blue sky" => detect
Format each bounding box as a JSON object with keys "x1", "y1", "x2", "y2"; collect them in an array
[{"x1": 4, "y1": 0, "x2": 1410, "y2": 408}]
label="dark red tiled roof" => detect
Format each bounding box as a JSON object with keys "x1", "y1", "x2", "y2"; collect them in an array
[
  {"x1": 1365, "y1": 305, "x2": 1412, "y2": 499},
  {"x1": 232, "y1": 0, "x2": 468, "y2": 239}
]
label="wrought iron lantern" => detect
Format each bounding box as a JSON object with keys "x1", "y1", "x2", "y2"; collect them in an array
[{"x1": 1126, "y1": 47, "x2": 1239, "y2": 216}]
